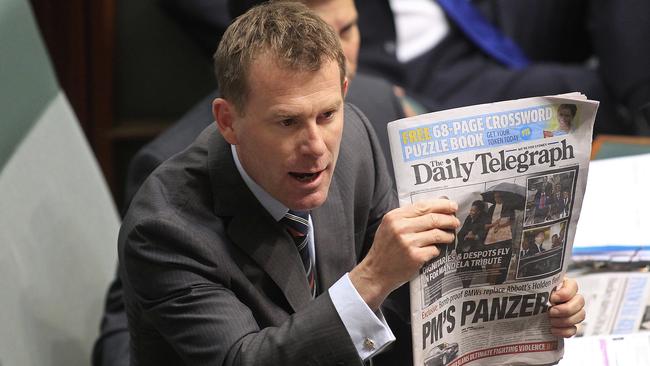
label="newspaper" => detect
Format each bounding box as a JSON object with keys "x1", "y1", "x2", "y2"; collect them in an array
[
  {"x1": 573, "y1": 272, "x2": 650, "y2": 337},
  {"x1": 386, "y1": 93, "x2": 597, "y2": 365},
  {"x1": 558, "y1": 271, "x2": 650, "y2": 366}
]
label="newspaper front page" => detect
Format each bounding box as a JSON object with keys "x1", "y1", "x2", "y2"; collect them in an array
[{"x1": 386, "y1": 93, "x2": 597, "y2": 365}]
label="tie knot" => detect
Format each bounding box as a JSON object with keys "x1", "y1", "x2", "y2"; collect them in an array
[{"x1": 281, "y1": 210, "x2": 310, "y2": 237}]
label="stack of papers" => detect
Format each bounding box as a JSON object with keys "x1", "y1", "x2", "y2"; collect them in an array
[{"x1": 558, "y1": 271, "x2": 650, "y2": 366}]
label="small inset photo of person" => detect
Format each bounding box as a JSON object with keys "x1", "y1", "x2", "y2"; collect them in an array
[
  {"x1": 517, "y1": 221, "x2": 566, "y2": 279},
  {"x1": 524, "y1": 169, "x2": 576, "y2": 226},
  {"x1": 544, "y1": 103, "x2": 577, "y2": 138}
]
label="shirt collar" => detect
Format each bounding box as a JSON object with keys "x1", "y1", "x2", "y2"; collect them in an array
[{"x1": 231, "y1": 145, "x2": 288, "y2": 221}]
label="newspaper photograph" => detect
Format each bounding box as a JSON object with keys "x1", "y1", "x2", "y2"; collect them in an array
[{"x1": 386, "y1": 93, "x2": 597, "y2": 365}]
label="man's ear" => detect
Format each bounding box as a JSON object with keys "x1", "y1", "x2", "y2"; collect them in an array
[
  {"x1": 342, "y1": 77, "x2": 349, "y2": 99},
  {"x1": 213, "y1": 98, "x2": 239, "y2": 145}
]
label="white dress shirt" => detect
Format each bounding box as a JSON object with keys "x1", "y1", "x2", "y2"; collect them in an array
[{"x1": 389, "y1": 0, "x2": 449, "y2": 63}]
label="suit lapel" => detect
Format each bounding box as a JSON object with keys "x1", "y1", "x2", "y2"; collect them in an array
[
  {"x1": 227, "y1": 212, "x2": 312, "y2": 312},
  {"x1": 207, "y1": 129, "x2": 311, "y2": 313}
]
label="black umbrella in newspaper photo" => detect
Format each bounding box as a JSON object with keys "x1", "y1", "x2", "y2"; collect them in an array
[{"x1": 481, "y1": 182, "x2": 526, "y2": 210}]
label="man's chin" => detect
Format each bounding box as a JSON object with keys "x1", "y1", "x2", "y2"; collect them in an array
[{"x1": 285, "y1": 190, "x2": 329, "y2": 211}]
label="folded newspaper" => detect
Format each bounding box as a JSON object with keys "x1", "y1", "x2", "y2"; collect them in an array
[{"x1": 386, "y1": 93, "x2": 597, "y2": 366}]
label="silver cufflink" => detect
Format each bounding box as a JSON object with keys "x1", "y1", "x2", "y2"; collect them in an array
[{"x1": 363, "y1": 337, "x2": 375, "y2": 350}]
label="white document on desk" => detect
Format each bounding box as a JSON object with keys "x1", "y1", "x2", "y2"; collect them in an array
[
  {"x1": 574, "y1": 272, "x2": 650, "y2": 337},
  {"x1": 557, "y1": 272, "x2": 650, "y2": 365},
  {"x1": 559, "y1": 333, "x2": 650, "y2": 366},
  {"x1": 573, "y1": 153, "x2": 650, "y2": 261}
]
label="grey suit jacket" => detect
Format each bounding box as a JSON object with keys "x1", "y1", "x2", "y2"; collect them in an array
[{"x1": 119, "y1": 104, "x2": 400, "y2": 365}]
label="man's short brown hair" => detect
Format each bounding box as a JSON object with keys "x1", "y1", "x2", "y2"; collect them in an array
[{"x1": 214, "y1": 1, "x2": 346, "y2": 112}]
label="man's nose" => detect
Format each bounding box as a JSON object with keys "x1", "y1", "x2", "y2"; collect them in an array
[{"x1": 299, "y1": 122, "x2": 327, "y2": 156}]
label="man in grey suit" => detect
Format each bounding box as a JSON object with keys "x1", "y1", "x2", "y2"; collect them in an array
[
  {"x1": 119, "y1": 3, "x2": 585, "y2": 365},
  {"x1": 93, "y1": 2, "x2": 406, "y2": 364}
]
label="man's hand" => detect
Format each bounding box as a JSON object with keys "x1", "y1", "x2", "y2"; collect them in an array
[
  {"x1": 548, "y1": 277, "x2": 586, "y2": 337},
  {"x1": 350, "y1": 199, "x2": 460, "y2": 310}
]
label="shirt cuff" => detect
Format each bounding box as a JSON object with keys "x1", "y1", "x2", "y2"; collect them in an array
[{"x1": 329, "y1": 273, "x2": 396, "y2": 360}]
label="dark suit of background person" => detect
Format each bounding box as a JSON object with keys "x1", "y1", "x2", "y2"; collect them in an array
[
  {"x1": 163, "y1": 0, "x2": 650, "y2": 134},
  {"x1": 118, "y1": 104, "x2": 409, "y2": 365},
  {"x1": 355, "y1": 0, "x2": 650, "y2": 135}
]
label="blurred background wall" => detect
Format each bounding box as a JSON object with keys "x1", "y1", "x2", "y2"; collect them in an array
[{"x1": 29, "y1": 0, "x2": 216, "y2": 211}]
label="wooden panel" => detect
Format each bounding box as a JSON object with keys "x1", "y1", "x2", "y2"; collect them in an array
[
  {"x1": 30, "y1": 0, "x2": 118, "y2": 196},
  {"x1": 591, "y1": 134, "x2": 650, "y2": 160},
  {"x1": 88, "y1": 0, "x2": 117, "y2": 192},
  {"x1": 29, "y1": 0, "x2": 89, "y2": 132}
]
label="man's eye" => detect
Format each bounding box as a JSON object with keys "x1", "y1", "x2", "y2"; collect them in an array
[
  {"x1": 340, "y1": 23, "x2": 356, "y2": 39},
  {"x1": 322, "y1": 111, "x2": 335, "y2": 119},
  {"x1": 280, "y1": 119, "x2": 294, "y2": 127}
]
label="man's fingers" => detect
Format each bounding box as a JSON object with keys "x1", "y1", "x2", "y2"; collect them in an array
[
  {"x1": 549, "y1": 309, "x2": 586, "y2": 328},
  {"x1": 400, "y1": 199, "x2": 458, "y2": 218},
  {"x1": 417, "y1": 244, "x2": 442, "y2": 264},
  {"x1": 405, "y1": 212, "x2": 461, "y2": 233},
  {"x1": 550, "y1": 277, "x2": 578, "y2": 304},
  {"x1": 410, "y1": 229, "x2": 456, "y2": 247},
  {"x1": 549, "y1": 294, "x2": 585, "y2": 318},
  {"x1": 547, "y1": 278, "x2": 585, "y2": 339}
]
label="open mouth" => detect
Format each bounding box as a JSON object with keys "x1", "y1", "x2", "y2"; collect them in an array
[{"x1": 289, "y1": 170, "x2": 322, "y2": 183}]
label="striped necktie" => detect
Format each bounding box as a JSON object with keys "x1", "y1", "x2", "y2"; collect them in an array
[{"x1": 281, "y1": 210, "x2": 317, "y2": 298}]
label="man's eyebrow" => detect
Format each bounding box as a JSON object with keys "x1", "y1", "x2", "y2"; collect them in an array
[
  {"x1": 269, "y1": 100, "x2": 343, "y2": 119},
  {"x1": 271, "y1": 110, "x2": 300, "y2": 120},
  {"x1": 329, "y1": 99, "x2": 343, "y2": 109},
  {"x1": 323, "y1": 99, "x2": 343, "y2": 112},
  {"x1": 340, "y1": 17, "x2": 358, "y2": 33}
]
